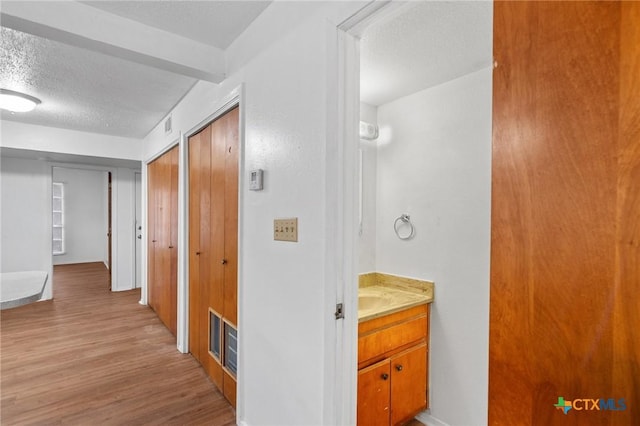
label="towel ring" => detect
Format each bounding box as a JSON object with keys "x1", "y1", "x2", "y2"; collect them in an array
[{"x1": 394, "y1": 214, "x2": 415, "y2": 240}]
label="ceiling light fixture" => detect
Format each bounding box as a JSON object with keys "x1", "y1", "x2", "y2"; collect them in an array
[{"x1": 0, "y1": 89, "x2": 41, "y2": 112}]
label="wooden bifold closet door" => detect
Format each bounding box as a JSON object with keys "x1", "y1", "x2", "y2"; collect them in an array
[
  {"x1": 189, "y1": 106, "x2": 239, "y2": 407},
  {"x1": 147, "y1": 145, "x2": 179, "y2": 336}
]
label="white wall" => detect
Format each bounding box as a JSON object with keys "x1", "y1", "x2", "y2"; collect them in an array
[
  {"x1": 1, "y1": 121, "x2": 141, "y2": 297},
  {"x1": 374, "y1": 68, "x2": 492, "y2": 426},
  {"x1": 0, "y1": 156, "x2": 54, "y2": 300},
  {"x1": 359, "y1": 102, "x2": 378, "y2": 273},
  {"x1": 142, "y1": 3, "x2": 366, "y2": 425},
  {"x1": 52, "y1": 167, "x2": 108, "y2": 266}
]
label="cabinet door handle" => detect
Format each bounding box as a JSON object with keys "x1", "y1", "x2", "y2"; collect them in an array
[
  {"x1": 395, "y1": 364, "x2": 403, "y2": 372},
  {"x1": 381, "y1": 373, "x2": 389, "y2": 380},
  {"x1": 221, "y1": 259, "x2": 227, "y2": 265},
  {"x1": 169, "y1": 245, "x2": 174, "y2": 249},
  {"x1": 195, "y1": 251, "x2": 201, "y2": 255}
]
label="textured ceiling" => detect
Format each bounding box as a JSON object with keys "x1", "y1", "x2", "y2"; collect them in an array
[
  {"x1": 360, "y1": 1, "x2": 493, "y2": 106},
  {"x1": 0, "y1": 1, "x2": 273, "y2": 139},
  {"x1": 0, "y1": 26, "x2": 196, "y2": 138},
  {"x1": 81, "y1": 1, "x2": 272, "y2": 49}
]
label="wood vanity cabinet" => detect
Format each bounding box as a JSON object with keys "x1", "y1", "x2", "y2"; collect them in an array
[{"x1": 357, "y1": 304, "x2": 429, "y2": 426}]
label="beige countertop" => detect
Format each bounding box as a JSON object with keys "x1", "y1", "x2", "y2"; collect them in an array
[{"x1": 358, "y1": 273, "x2": 434, "y2": 322}]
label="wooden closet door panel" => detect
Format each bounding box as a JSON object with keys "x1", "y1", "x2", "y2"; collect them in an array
[
  {"x1": 168, "y1": 146, "x2": 179, "y2": 335},
  {"x1": 198, "y1": 125, "x2": 214, "y2": 373},
  {"x1": 209, "y1": 116, "x2": 226, "y2": 317},
  {"x1": 204, "y1": 120, "x2": 225, "y2": 389},
  {"x1": 155, "y1": 153, "x2": 167, "y2": 323},
  {"x1": 147, "y1": 147, "x2": 178, "y2": 336},
  {"x1": 223, "y1": 107, "x2": 239, "y2": 325},
  {"x1": 150, "y1": 157, "x2": 166, "y2": 316},
  {"x1": 188, "y1": 132, "x2": 203, "y2": 360},
  {"x1": 147, "y1": 159, "x2": 158, "y2": 312},
  {"x1": 159, "y1": 151, "x2": 172, "y2": 328}
]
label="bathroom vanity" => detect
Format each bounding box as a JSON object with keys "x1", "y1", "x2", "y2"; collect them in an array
[{"x1": 357, "y1": 273, "x2": 434, "y2": 426}]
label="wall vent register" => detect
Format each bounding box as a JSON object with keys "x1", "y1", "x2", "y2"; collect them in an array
[
  {"x1": 224, "y1": 322, "x2": 238, "y2": 377},
  {"x1": 209, "y1": 310, "x2": 221, "y2": 360},
  {"x1": 208, "y1": 312, "x2": 238, "y2": 378}
]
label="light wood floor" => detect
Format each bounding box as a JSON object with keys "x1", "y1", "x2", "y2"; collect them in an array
[{"x1": 1, "y1": 262, "x2": 235, "y2": 425}]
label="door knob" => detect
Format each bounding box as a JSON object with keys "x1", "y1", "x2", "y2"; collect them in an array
[
  {"x1": 381, "y1": 373, "x2": 389, "y2": 380},
  {"x1": 395, "y1": 364, "x2": 403, "y2": 372}
]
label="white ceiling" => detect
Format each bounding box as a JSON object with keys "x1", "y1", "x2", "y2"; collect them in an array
[
  {"x1": 360, "y1": 1, "x2": 493, "y2": 107},
  {"x1": 0, "y1": 0, "x2": 271, "y2": 139},
  {"x1": 80, "y1": 1, "x2": 271, "y2": 49}
]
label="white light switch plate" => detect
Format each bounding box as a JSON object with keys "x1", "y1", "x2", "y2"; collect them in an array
[{"x1": 274, "y1": 218, "x2": 298, "y2": 242}]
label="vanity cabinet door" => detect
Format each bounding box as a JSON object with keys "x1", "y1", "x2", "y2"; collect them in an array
[
  {"x1": 357, "y1": 359, "x2": 391, "y2": 426},
  {"x1": 390, "y1": 343, "x2": 428, "y2": 426}
]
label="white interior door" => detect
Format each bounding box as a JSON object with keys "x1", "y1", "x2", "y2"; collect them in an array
[{"x1": 135, "y1": 172, "x2": 142, "y2": 288}]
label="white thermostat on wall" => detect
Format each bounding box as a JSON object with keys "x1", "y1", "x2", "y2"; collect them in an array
[{"x1": 249, "y1": 169, "x2": 264, "y2": 191}]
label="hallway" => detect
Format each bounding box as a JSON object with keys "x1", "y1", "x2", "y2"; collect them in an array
[{"x1": 0, "y1": 262, "x2": 235, "y2": 425}]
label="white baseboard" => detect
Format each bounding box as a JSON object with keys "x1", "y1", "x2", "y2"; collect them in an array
[{"x1": 416, "y1": 411, "x2": 450, "y2": 426}]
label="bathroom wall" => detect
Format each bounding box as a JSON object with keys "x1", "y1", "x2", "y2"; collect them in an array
[
  {"x1": 359, "y1": 102, "x2": 378, "y2": 273},
  {"x1": 373, "y1": 67, "x2": 492, "y2": 425}
]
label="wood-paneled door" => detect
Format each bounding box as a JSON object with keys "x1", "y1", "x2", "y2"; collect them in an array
[
  {"x1": 147, "y1": 145, "x2": 179, "y2": 336},
  {"x1": 189, "y1": 106, "x2": 239, "y2": 407},
  {"x1": 489, "y1": 2, "x2": 640, "y2": 424}
]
